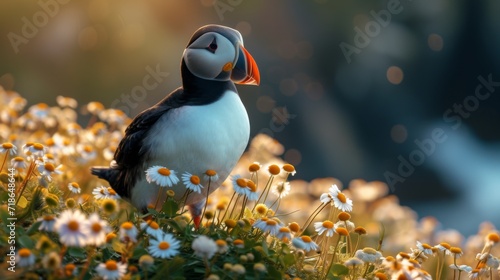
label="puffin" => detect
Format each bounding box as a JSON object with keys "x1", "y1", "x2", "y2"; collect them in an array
[{"x1": 91, "y1": 24, "x2": 260, "y2": 224}]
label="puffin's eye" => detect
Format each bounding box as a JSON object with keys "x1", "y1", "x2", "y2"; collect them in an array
[{"x1": 207, "y1": 39, "x2": 217, "y2": 53}]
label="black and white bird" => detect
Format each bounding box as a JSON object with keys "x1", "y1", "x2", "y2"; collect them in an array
[{"x1": 91, "y1": 25, "x2": 259, "y2": 224}]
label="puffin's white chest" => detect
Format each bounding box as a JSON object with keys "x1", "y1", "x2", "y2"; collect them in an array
[{"x1": 132, "y1": 90, "x2": 250, "y2": 207}]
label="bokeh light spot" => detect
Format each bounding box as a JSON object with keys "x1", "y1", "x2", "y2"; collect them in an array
[
  {"x1": 428, "y1": 33, "x2": 444, "y2": 51},
  {"x1": 304, "y1": 81, "x2": 324, "y2": 100},
  {"x1": 236, "y1": 21, "x2": 252, "y2": 36},
  {"x1": 78, "y1": 26, "x2": 99, "y2": 51},
  {"x1": 386, "y1": 66, "x2": 404, "y2": 85},
  {"x1": 256, "y1": 96, "x2": 276, "y2": 113},
  {"x1": 390, "y1": 124, "x2": 408, "y2": 143}
]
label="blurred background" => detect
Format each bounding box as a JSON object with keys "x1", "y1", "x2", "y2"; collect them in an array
[{"x1": 0, "y1": 0, "x2": 499, "y2": 236}]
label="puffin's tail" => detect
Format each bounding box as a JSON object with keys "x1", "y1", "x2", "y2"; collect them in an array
[{"x1": 91, "y1": 166, "x2": 119, "y2": 186}]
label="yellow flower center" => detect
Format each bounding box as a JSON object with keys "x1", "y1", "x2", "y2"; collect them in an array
[
  {"x1": 158, "y1": 167, "x2": 171, "y2": 176},
  {"x1": 224, "y1": 219, "x2": 237, "y2": 228},
  {"x1": 216, "y1": 239, "x2": 227, "y2": 246},
  {"x1": 19, "y1": 248, "x2": 32, "y2": 258},
  {"x1": 45, "y1": 138, "x2": 55, "y2": 146},
  {"x1": 336, "y1": 228, "x2": 349, "y2": 236},
  {"x1": 337, "y1": 192, "x2": 347, "y2": 203},
  {"x1": 105, "y1": 260, "x2": 118, "y2": 271},
  {"x1": 288, "y1": 222, "x2": 300, "y2": 232},
  {"x1": 354, "y1": 226, "x2": 367, "y2": 235},
  {"x1": 106, "y1": 233, "x2": 117, "y2": 243},
  {"x1": 233, "y1": 239, "x2": 244, "y2": 246},
  {"x1": 301, "y1": 236, "x2": 312, "y2": 243},
  {"x1": 322, "y1": 220, "x2": 334, "y2": 229},
  {"x1": 107, "y1": 188, "x2": 117, "y2": 196},
  {"x1": 92, "y1": 223, "x2": 102, "y2": 233},
  {"x1": 282, "y1": 164, "x2": 295, "y2": 173},
  {"x1": 67, "y1": 220, "x2": 79, "y2": 232},
  {"x1": 266, "y1": 220, "x2": 277, "y2": 226},
  {"x1": 121, "y1": 222, "x2": 133, "y2": 230},
  {"x1": 398, "y1": 252, "x2": 410, "y2": 259},
  {"x1": 84, "y1": 145, "x2": 93, "y2": 153},
  {"x1": 337, "y1": 212, "x2": 351, "y2": 221},
  {"x1": 279, "y1": 227, "x2": 290, "y2": 233},
  {"x1": 363, "y1": 247, "x2": 377, "y2": 255},
  {"x1": 2, "y1": 143, "x2": 13, "y2": 149},
  {"x1": 487, "y1": 233, "x2": 500, "y2": 243},
  {"x1": 255, "y1": 204, "x2": 268, "y2": 215},
  {"x1": 450, "y1": 247, "x2": 462, "y2": 254},
  {"x1": 236, "y1": 178, "x2": 247, "y2": 188},
  {"x1": 439, "y1": 242, "x2": 451, "y2": 250},
  {"x1": 246, "y1": 180, "x2": 257, "y2": 192},
  {"x1": 43, "y1": 215, "x2": 55, "y2": 221},
  {"x1": 158, "y1": 241, "x2": 170, "y2": 250},
  {"x1": 45, "y1": 153, "x2": 54, "y2": 160},
  {"x1": 33, "y1": 143, "x2": 44, "y2": 151},
  {"x1": 248, "y1": 163, "x2": 260, "y2": 172},
  {"x1": 44, "y1": 163, "x2": 55, "y2": 172},
  {"x1": 190, "y1": 175, "x2": 200, "y2": 185},
  {"x1": 37, "y1": 103, "x2": 49, "y2": 109},
  {"x1": 70, "y1": 182, "x2": 80, "y2": 189},
  {"x1": 148, "y1": 221, "x2": 160, "y2": 230},
  {"x1": 421, "y1": 243, "x2": 432, "y2": 250},
  {"x1": 268, "y1": 164, "x2": 280, "y2": 175},
  {"x1": 205, "y1": 169, "x2": 217, "y2": 176},
  {"x1": 13, "y1": 157, "x2": 24, "y2": 162}
]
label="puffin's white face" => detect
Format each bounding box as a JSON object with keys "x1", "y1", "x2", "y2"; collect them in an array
[{"x1": 183, "y1": 32, "x2": 237, "y2": 81}]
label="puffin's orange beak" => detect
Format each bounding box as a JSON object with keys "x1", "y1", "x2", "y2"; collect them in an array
[{"x1": 231, "y1": 45, "x2": 260, "y2": 86}]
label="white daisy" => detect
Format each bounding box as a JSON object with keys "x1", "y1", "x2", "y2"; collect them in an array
[
  {"x1": 355, "y1": 248, "x2": 383, "y2": 263},
  {"x1": 148, "y1": 232, "x2": 181, "y2": 259},
  {"x1": 271, "y1": 182, "x2": 291, "y2": 198},
  {"x1": 16, "y1": 248, "x2": 35, "y2": 267},
  {"x1": 334, "y1": 220, "x2": 355, "y2": 232},
  {"x1": 140, "y1": 220, "x2": 163, "y2": 239},
  {"x1": 87, "y1": 213, "x2": 111, "y2": 246},
  {"x1": 245, "y1": 180, "x2": 259, "y2": 201},
  {"x1": 145, "y1": 166, "x2": 179, "y2": 187},
  {"x1": 254, "y1": 218, "x2": 282, "y2": 235},
  {"x1": 11, "y1": 156, "x2": 27, "y2": 169},
  {"x1": 215, "y1": 239, "x2": 229, "y2": 254},
  {"x1": 282, "y1": 163, "x2": 296, "y2": 176},
  {"x1": 54, "y1": 209, "x2": 90, "y2": 247},
  {"x1": 76, "y1": 144, "x2": 96, "y2": 162},
  {"x1": 344, "y1": 257, "x2": 364, "y2": 267},
  {"x1": 67, "y1": 182, "x2": 81, "y2": 194},
  {"x1": 416, "y1": 241, "x2": 433, "y2": 255},
  {"x1": 119, "y1": 222, "x2": 138, "y2": 243},
  {"x1": 314, "y1": 220, "x2": 335, "y2": 237},
  {"x1": 192, "y1": 235, "x2": 218, "y2": 259},
  {"x1": 449, "y1": 264, "x2": 472, "y2": 272},
  {"x1": 0, "y1": 142, "x2": 17, "y2": 155},
  {"x1": 275, "y1": 227, "x2": 292, "y2": 241},
  {"x1": 204, "y1": 169, "x2": 219, "y2": 182},
  {"x1": 231, "y1": 175, "x2": 248, "y2": 196},
  {"x1": 182, "y1": 172, "x2": 203, "y2": 193},
  {"x1": 37, "y1": 215, "x2": 57, "y2": 232},
  {"x1": 24, "y1": 142, "x2": 47, "y2": 158},
  {"x1": 325, "y1": 184, "x2": 353, "y2": 212},
  {"x1": 95, "y1": 260, "x2": 127, "y2": 280},
  {"x1": 37, "y1": 163, "x2": 63, "y2": 182},
  {"x1": 292, "y1": 236, "x2": 319, "y2": 252},
  {"x1": 92, "y1": 186, "x2": 120, "y2": 200}
]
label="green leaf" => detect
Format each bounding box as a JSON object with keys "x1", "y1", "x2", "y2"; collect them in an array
[
  {"x1": 18, "y1": 235, "x2": 34, "y2": 249},
  {"x1": 112, "y1": 239, "x2": 127, "y2": 254},
  {"x1": 267, "y1": 265, "x2": 282, "y2": 279},
  {"x1": 162, "y1": 200, "x2": 179, "y2": 217},
  {"x1": 67, "y1": 247, "x2": 86, "y2": 259},
  {"x1": 132, "y1": 247, "x2": 148, "y2": 259},
  {"x1": 282, "y1": 253, "x2": 296, "y2": 266},
  {"x1": 151, "y1": 256, "x2": 186, "y2": 280},
  {"x1": 26, "y1": 221, "x2": 41, "y2": 235},
  {"x1": 328, "y1": 264, "x2": 349, "y2": 277}
]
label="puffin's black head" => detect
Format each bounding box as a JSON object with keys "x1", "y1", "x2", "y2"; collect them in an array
[{"x1": 182, "y1": 24, "x2": 260, "y2": 85}]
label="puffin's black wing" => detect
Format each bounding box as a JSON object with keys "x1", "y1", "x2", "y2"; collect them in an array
[{"x1": 96, "y1": 88, "x2": 185, "y2": 198}]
